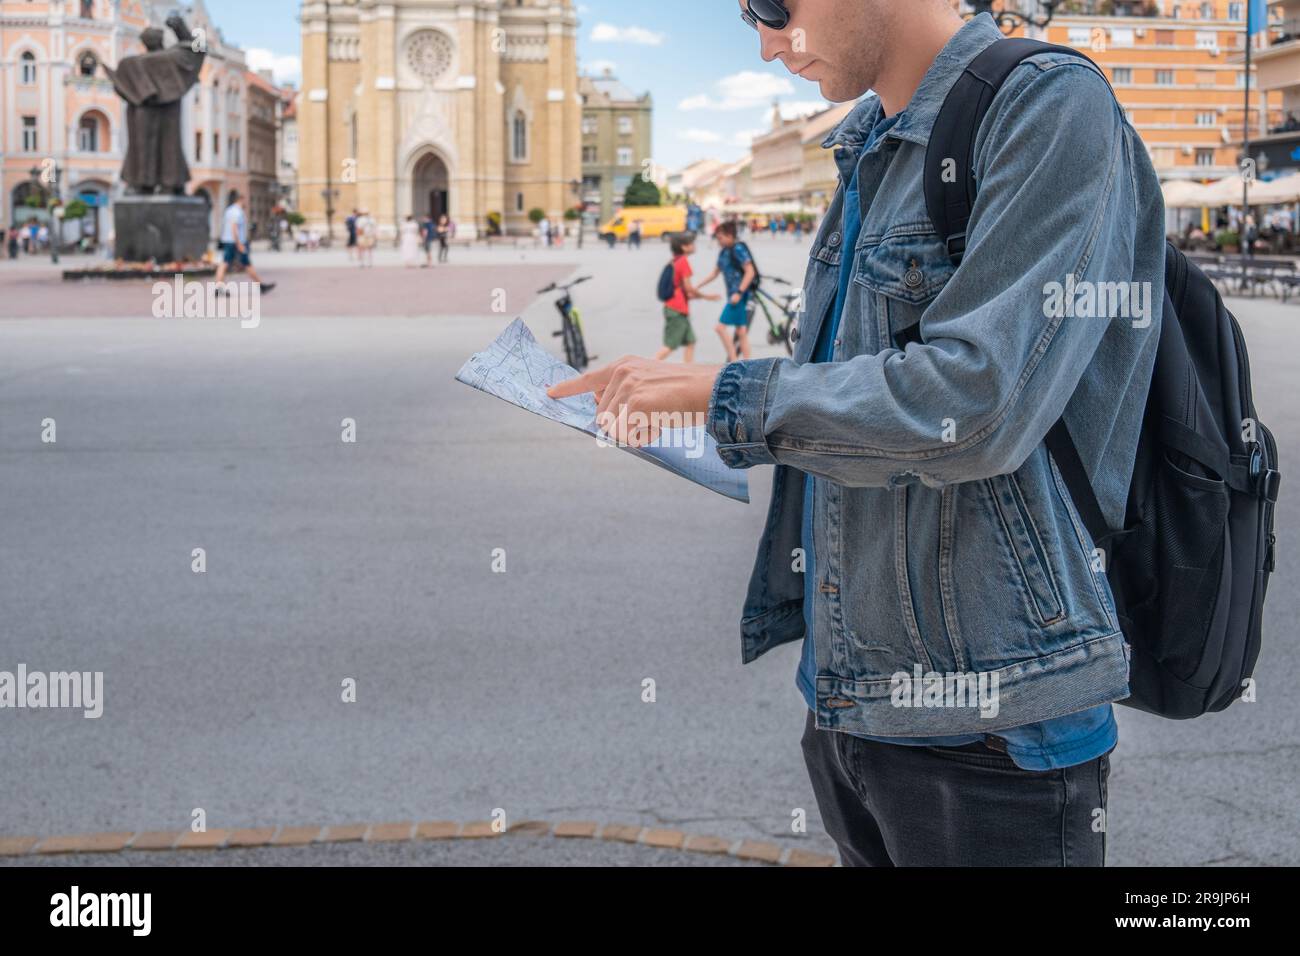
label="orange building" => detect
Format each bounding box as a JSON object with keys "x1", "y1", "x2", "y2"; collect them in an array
[{"x1": 955, "y1": 2, "x2": 1279, "y2": 182}]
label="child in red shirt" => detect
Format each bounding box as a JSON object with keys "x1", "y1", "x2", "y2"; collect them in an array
[{"x1": 656, "y1": 235, "x2": 718, "y2": 363}]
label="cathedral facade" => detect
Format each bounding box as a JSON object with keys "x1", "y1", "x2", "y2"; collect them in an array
[{"x1": 297, "y1": 0, "x2": 581, "y2": 240}]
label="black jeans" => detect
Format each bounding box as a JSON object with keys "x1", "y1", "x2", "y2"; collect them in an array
[{"x1": 800, "y1": 710, "x2": 1110, "y2": 866}]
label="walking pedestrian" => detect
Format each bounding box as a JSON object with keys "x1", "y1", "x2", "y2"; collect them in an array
[
  {"x1": 654, "y1": 234, "x2": 718, "y2": 363},
  {"x1": 698, "y1": 221, "x2": 757, "y2": 361},
  {"x1": 436, "y1": 214, "x2": 451, "y2": 263},
  {"x1": 400, "y1": 214, "x2": 421, "y2": 267},
  {"x1": 356, "y1": 209, "x2": 377, "y2": 268},
  {"x1": 214, "y1": 191, "x2": 274, "y2": 292}
]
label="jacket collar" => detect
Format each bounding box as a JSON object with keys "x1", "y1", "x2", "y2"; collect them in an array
[{"x1": 822, "y1": 13, "x2": 1004, "y2": 152}]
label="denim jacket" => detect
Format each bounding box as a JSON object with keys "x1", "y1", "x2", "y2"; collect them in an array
[{"x1": 706, "y1": 15, "x2": 1166, "y2": 736}]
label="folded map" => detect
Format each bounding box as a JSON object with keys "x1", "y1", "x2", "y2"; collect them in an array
[{"x1": 455, "y1": 319, "x2": 749, "y2": 503}]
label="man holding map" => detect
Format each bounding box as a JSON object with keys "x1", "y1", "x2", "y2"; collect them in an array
[{"x1": 547, "y1": 0, "x2": 1163, "y2": 867}]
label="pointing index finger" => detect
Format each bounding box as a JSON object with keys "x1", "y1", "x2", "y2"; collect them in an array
[{"x1": 547, "y1": 365, "x2": 610, "y2": 399}]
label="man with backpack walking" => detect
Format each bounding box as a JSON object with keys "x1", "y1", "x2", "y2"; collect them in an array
[
  {"x1": 698, "y1": 221, "x2": 759, "y2": 361},
  {"x1": 550, "y1": 0, "x2": 1278, "y2": 866}
]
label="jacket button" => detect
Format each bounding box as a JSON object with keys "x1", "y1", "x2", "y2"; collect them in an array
[
  {"x1": 829, "y1": 232, "x2": 841, "y2": 247},
  {"x1": 789, "y1": 325, "x2": 800, "y2": 343},
  {"x1": 904, "y1": 267, "x2": 924, "y2": 289}
]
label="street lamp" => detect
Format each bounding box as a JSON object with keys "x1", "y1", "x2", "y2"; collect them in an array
[
  {"x1": 967, "y1": 1, "x2": 1063, "y2": 33},
  {"x1": 51, "y1": 202, "x2": 64, "y2": 265},
  {"x1": 569, "y1": 178, "x2": 585, "y2": 249},
  {"x1": 28, "y1": 163, "x2": 61, "y2": 264},
  {"x1": 321, "y1": 187, "x2": 339, "y2": 246}
]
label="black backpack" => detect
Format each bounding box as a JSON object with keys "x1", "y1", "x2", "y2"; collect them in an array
[
  {"x1": 657, "y1": 261, "x2": 676, "y2": 302},
  {"x1": 728, "y1": 241, "x2": 762, "y2": 292},
  {"x1": 924, "y1": 38, "x2": 1280, "y2": 719}
]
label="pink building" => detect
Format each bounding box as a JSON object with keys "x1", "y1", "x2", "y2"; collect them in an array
[{"x1": 2, "y1": 0, "x2": 274, "y2": 249}]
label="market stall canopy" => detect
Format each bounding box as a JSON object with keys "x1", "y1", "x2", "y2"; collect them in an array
[
  {"x1": 1251, "y1": 172, "x2": 1300, "y2": 204},
  {"x1": 1161, "y1": 179, "x2": 1215, "y2": 208},
  {"x1": 1190, "y1": 174, "x2": 1300, "y2": 207}
]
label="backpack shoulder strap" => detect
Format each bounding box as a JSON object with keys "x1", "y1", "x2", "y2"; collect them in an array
[
  {"x1": 924, "y1": 37, "x2": 1115, "y2": 540},
  {"x1": 924, "y1": 38, "x2": 1099, "y2": 265}
]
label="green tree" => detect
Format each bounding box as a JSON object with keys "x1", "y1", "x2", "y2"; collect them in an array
[
  {"x1": 623, "y1": 174, "x2": 661, "y2": 207},
  {"x1": 528, "y1": 207, "x2": 546, "y2": 225},
  {"x1": 60, "y1": 199, "x2": 89, "y2": 220}
]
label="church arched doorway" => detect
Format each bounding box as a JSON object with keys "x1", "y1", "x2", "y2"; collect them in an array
[{"x1": 412, "y1": 152, "x2": 449, "y2": 221}]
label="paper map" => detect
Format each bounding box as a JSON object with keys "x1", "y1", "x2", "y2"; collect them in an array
[{"x1": 455, "y1": 319, "x2": 749, "y2": 503}]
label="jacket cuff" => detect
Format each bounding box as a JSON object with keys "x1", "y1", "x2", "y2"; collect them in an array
[{"x1": 707, "y1": 358, "x2": 780, "y2": 468}]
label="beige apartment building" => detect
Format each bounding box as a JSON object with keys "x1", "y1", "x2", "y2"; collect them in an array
[
  {"x1": 749, "y1": 104, "x2": 805, "y2": 209},
  {"x1": 578, "y1": 68, "x2": 651, "y2": 224},
  {"x1": 297, "y1": 0, "x2": 582, "y2": 241},
  {"x1": 1239, "y1": 0, "x2": 1300, "y2": 177}
]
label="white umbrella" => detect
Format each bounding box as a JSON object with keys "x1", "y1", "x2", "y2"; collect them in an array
[
  {"x1": 1251, "y1": 172, "x2": 1300, "y2": 205},
  {"x1": 1195, "y1": 175, "x2": 1255, "y2": 207},
  {"x1": 1162, "y1": 179, "x2": 1214, "y2": 208}
]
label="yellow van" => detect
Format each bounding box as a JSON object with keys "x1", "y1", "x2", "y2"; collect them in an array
[{"x1": 598, "y1": 206, "x2": 687, "y2": 242}]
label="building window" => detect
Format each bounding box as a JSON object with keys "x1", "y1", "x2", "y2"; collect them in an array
[
  {"x1": 1195, "y1": 31, "x2": 1217, "y2": 51},
  {"x1": 1195, "y1": 148, "x2": 1216, "y2": 167},
  {"x1": 20, "y1": 52, "x2": 36, "y2": 85},
  {"x1": 616, "y1": 146, "x2": 633, "y2": 167},
  {"x1": 78, "y1": 114, "x2": 100, "y2": 151},
  {"x1": 1112, "y1": 67, "x2": 1132, "y2": 84},
  {"x1": 1200, "y1": 2, "x2": 1211, "y2": 18},
  {"x1": 1067, "y1": 27, "x2": 1091, "y2": 46},
  {"x1": 196, "y1": 131, "x2": 203, "y2": 161},
  {"x1": 1155, "y1": 70, "x2": 1174, "y2": 85},
  {"x1": 582, "y1": 145, "x2": 598, "y2": 163},
  {"x1": 1228, "y1": 2, "x2": 1244, "y2": 20},
  {"x1": 1196, "y1": 111, "x2": 1217, "y2": 126},
  {"x1": 511, "y1": 110, "x2": 528, "y2": 162},
  {"x1": 22, "y1": 116, "x2": 38, "y2": 152},
  {"x1": 79, "y1": 52, "x2": 97, "y2": 77},
  {"x1": 515, "y1": 192, "x2": 524, "y2": 212},
  {"x1": 617, "y1": 115, "x2": 633, "y2": 135},
  {"x1": 582, "y1": 116, "x2": 597, "y2": 135},
  {"x1": 81, "y1": 0, "x2": 94, "y2": 18},
  {"x1": 1110, "y1": 28, "x2": 1134, "y2": 48}
]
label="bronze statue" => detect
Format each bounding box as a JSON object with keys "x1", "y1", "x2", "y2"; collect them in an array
[{"x1": 104, "y1": 15, "x2": 206, "y2": 195}]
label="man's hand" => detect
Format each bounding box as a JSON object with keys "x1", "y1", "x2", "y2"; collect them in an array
[{"x1": 547, "y1": 357, "x2": 723, "y2": 447}]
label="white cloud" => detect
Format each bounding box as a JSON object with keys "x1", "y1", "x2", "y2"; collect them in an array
[
  {"x1": 678, "y1": 71, "x2": 796, "y2": 111},
  {"x1": 679, "y1": 129, "x2": 724, "y2": 144},
  {"x1": 245, "y1": 48, "x2": 301, "y2": 86},
  {"x1": 590, "y1": 23, "x2": 666, "y2": 46},
  {"x1": 774, "y1": 100, "x2": 829, "y2": 121}
]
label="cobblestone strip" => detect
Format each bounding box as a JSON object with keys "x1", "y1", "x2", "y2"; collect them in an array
[{"x1": 1, "y1": 821, "x2": 836, "y2": 867}]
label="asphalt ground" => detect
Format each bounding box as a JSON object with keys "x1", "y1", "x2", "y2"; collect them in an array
[{"x1": 1, "y1": 235, "x2": 1296, "y2": 865}]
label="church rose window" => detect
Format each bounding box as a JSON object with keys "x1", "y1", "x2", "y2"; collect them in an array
[{"x1": 406, "y1": 31, "x2": 453, "y2": 83}]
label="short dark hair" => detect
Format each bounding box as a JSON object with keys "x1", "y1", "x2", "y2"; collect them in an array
[
  {"x1": 715, "y1": 221, "x2": 738, "y2": 240},
  {"x1": 670, "y1": 233, "x2": 695, "y2": 256}
]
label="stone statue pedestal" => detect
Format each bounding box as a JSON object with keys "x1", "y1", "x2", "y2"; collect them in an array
[{"x1": 114, "y1": 194, "x2": 209, "y2": 263}]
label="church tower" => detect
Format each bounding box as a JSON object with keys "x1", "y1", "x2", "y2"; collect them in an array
[{"x1": 297, "y1": 0, "x2": 581, "y2": 240}]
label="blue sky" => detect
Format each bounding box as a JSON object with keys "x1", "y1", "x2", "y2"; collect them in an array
[{"x1": 207, "y1": 0, "x2": 833, "y2": 171}]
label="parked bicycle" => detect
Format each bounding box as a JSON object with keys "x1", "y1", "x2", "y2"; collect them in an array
[
  {"x1": 539, "y1": 275, "x2": 594, "y2": 370},
  {"x1": 740, "y1": 275, "x2": 800, "y2": 355}
]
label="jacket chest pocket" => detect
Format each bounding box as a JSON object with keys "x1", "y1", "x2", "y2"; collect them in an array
[{"x1": 852, "y1": 232, "x2": 955, "y2": 351}]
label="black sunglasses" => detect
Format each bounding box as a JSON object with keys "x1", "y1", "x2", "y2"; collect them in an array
[{"x1": 741, "y1": 0, "x2": 790, "y2": 31}]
